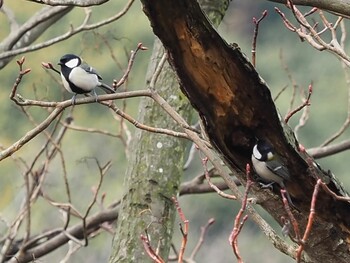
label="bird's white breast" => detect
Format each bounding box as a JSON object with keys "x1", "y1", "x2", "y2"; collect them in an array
[
  {"x1": 251, "y1": 156, "x2": 284, "y2": 184},
  {"x1": 69, "y1": 67, "x2": 99, "y2": 92},
  {"x1": 61, "y1": 72, "x2": 73, "y2": 93}
]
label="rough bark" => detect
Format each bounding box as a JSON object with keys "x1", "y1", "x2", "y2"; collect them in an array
[
  {"x1": 109, "y1": 2, "x2": 230, "y2": 262},
  {"x1": 139, "y1": 0, "x2": 350, "y2": 262},
  {"x1": 109, "y1": 40, "x2": 191, "y2": 263}
]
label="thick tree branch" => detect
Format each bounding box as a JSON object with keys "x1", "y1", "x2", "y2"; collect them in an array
[
  {"x1": 267, "y1": 0, "x2": 350, "y2": 18},
  {"x1": 3, "y1": 178, "x2": 236, "y2": 262},
  {"x1": 0, "y1": 6, "x2": 73, "y2": 68},
  {"x1": 6, "y1": 207, "x2": 119, "y2": 263},
  {"x1": 308, "y1": 140, "x2": 350, "y2": 159},
  {"x1": 27, "y1": 0, "x2": 109, "y2": 6},
  {"x1": 0, "y1": 0, "x2": 134, "y2": 68},
  {"x1": 139, "y1": 0, "x2": 350, "y2": 262}
]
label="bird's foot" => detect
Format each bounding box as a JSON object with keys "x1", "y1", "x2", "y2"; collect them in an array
[
  {"x1": 93, "y1": 89, "x2": 98, "y2": 102},
  {"x1": 71, "y1": 94, "x2": 77, "y2": 105},
  {"x1": 259, "y1": 182, "x2": 275, "y2": 190}
]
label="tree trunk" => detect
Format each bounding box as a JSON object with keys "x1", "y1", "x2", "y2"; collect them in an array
[
  {"x1": 139, "y1": 0, "x2": 350, "y2": 262},
  {"x1": 109, "y1": 2, "x2": 230, "y2": 262}
]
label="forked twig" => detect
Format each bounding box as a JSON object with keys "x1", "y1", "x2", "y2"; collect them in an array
[{"x1": 229, "y1": 164, "x2": 252, "y2": 263}]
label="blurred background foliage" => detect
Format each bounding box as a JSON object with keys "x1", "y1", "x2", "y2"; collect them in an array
[{"x1": 0, "y1": 0, "x2": 349, "y2": 262}]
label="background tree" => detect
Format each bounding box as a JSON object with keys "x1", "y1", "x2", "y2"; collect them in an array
[
  {"x1": 0, "y1": 0, "x2": 350, "y2": 263},
  {"x1": 109, "y1": 1, "x2": 229, "y2": 262}
]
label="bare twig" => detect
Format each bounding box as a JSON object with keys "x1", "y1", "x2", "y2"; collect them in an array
[
  {"x1": 114, "y1": 42, "x2": 148, "y2": 88},
  {"x1": 308, "y1": 139, "x2": 350, "y2": 159},
  {"x1": 140, "y1": 233, "x2": 165, "y2": 263},
  {"x1": 319, "y1": 180, "x2": 350, "y2": 202},
  {"x1": 82, "y1": 159, "x2": 112, "y2": 246},
  {"x1": 172, "y1": 196, "x2": 189, "y2": 263},
  {"x1": 229, "y1": 164, "x2": 253, "y2": 263},
  {"x1": 6, "y1": 207, "x2": 119, "y2": 263},
  {"x1": 0, "y1": 0, "x2": 135, "y2": 61},
  {"x1": 281, "y1": 190, "x2": 300, "y2": 241},
  {"x1": 296, "y1": 179, "x2": 321, "y2": 263},
  {"x1": 275, "y1": 4, "x2": 350, "y2": 66},
  {"x1": 251, "y1": 10, "x2": 267, "y2": 67},
  {"x1": 201, "y1": 155, "x2": 236, "y2": 199},
  {"x1": 284, "y1": 84, "x2": 312, "y2": 123},
  {"x1": 189, "y1": 218, "x2": 215, "y2": 260},
  {"x1": 27, "y1": 0, "x2": 109, "y2": 6}
]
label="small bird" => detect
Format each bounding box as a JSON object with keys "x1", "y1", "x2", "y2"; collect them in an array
[
  {"x1": 252, "y1": 139, "x2": 296, "y2": 209},
  {"x1": 58, "y1": 54, "x2": 115, "y2": 104},
  {"x1": 251, "y1": 139, "x2": 290, "y2": 187}
]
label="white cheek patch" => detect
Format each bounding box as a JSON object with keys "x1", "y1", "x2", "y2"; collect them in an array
[
  {"x1": 252, "y1": 145, "x2": 262, "y2": 159},
  {"x1": 65, "y1": 58, "x2": 79, "y2": 68}
]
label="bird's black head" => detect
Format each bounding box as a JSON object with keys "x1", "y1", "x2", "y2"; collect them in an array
[
  {"x1": 253, "y1": 139, "x2": 275, "y2": 161},
  {"x1": 58, "y1": 54, "x2": 81, "y2": 69}
]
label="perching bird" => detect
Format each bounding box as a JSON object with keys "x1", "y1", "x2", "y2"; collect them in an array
[
  {"x1": 251, "y1": 139, "x2": 296, "y2": 207},
  {"x1": 58, "y1": 54, "x2": 115, "y2": 104},
  {"x1": 251, "y1": 139, "x2": 290, "y2": 187}
]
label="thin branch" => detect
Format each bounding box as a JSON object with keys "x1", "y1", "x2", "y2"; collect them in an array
[
  {"x1": 114, "y1": 42, "x2": 148, "y2": 88},
  {"x1": 275, "y1": 5, "x2": 350, "y2": 66},
  {"x1": 104, "y1": 101, "x2": 196, "y2": 141},
  {"x1": 281, "y1": 190, "x2": 300, "y2": 241},
  {"x1": 296, "y1": 179, "x2": 321, "y2": 263},
  {"x1": 308, "y1": 140, "x2": 350, "y2": 159},
  {"x1": 284, "y1": 84, "x2": 312, "y2": 123},
  {"x1": 82, "y1": 159, "x2": 112, "y2": 246},
  {"x1": 61, "y1": 122, "x2": 121, "y2": 138},
  {"x1": 319, "y1": 180, "x2": 350, "y2": 202},
  {"x1": 0, "y1": 6, "x2": 72, "y2": 68},
  {"x1": 251, "y1": 10, "x2": 267, "y2": 67},
  {"x1": 140, "y1": 233, "x2": 165, "y2": 263},
  {"x1": 229, "y1": 164, "x2": 252, "y2": 263},
  {"x1": 0, "y1": 0, "x2": 135, "y2": 61},
  {"x1": 201, "y1": 155, "x2": 236, "y2": 199},
  {"x1": 1, "y1": 5, "x2": 19, "y2": 32},
  {"x1": 27, "y1": 0, "x2": 109, "y2": 6},
  {"x1": 278, "y1": 49, "x2": 298, "y2": 111},
  {"x1": 1, "y1": 88, "x2": 152, "y2": 161},
  {"x1": 172, "y1": 197, "x2": 188, "y2": 263},
  {"x1": 188, "y1": 218, "x2": 215, "y2": 260},
  {"x1": 7, "y1": 207, "x2": 119, "y2": 263}
]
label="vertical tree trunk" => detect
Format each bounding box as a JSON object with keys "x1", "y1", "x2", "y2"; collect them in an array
[{"x1": 109, "y1": 2, "x2": 229, "y2": 262}]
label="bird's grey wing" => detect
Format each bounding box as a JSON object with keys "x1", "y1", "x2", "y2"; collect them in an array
[
  {"x1": 80, "y1": 61, "x2": 102, "y2": 80},
  {"x1": 266, "y1": 159, "x2": 290, "y2": 181}
]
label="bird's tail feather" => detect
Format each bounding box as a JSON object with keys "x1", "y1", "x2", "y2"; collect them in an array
[{"x1": 99, "y1": 83, "x2": 115, "y2": 94}]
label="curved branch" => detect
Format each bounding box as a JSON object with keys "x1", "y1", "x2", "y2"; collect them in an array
[
  {"x1": 0, "y1": 0, "x2": 134, "y2": 67},
  {"x1": 0, "y1": 89, "x2": 152, "y2": 162},
  {"x1": 267, "y1": 0, "x2": 350, "y2": 18},
  {"x1": 7, "y1": 207, "x2": 119, "y2": 263},
  {"x1": 4, "y1": 177, "x2": 236, "y2": 262},
  {"x1": 0, "y1": 6, "x2": 73, "y2": 68},
  {"x1": 308, "y1": 140, "x2": 350, "y2": 159},
  {"x1": 0, "y1": 106, "x2": 65, "y2": 161},
  {"x1": 27, "y1": 0, "x2": 110, "y2": 6}
]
